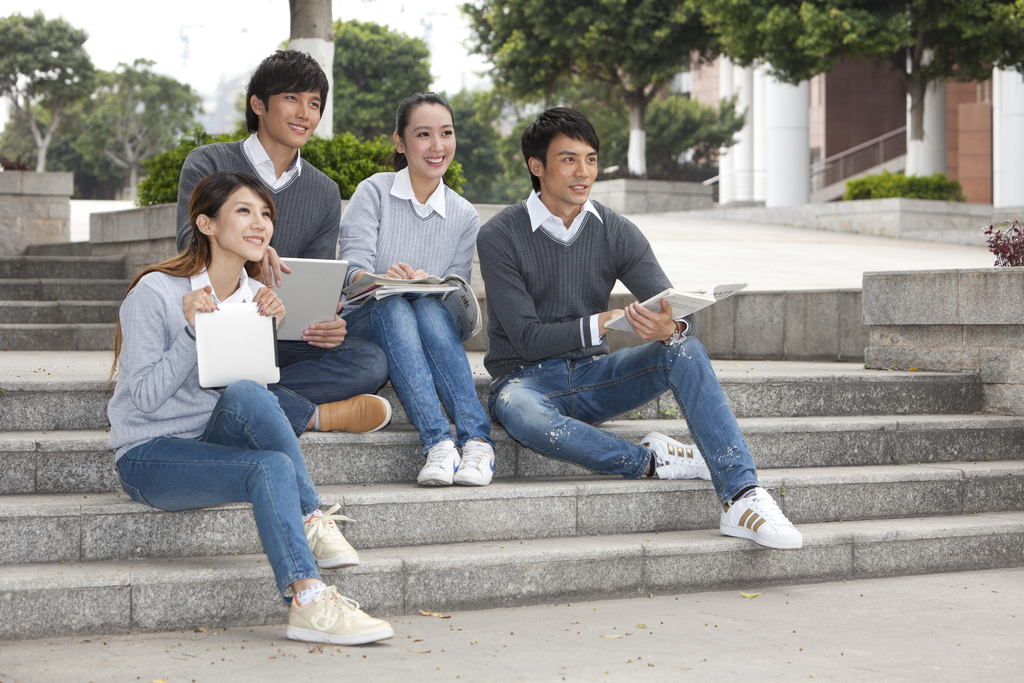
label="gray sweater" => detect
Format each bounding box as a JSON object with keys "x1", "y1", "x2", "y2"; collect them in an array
[
  {"x1": 477, "y1": 201, "x2": 685, "y2": 381},
  {"x1": 175, "y1": 141, "x2": 342, "y2": 259},
  {"x1": 338, "y1": 173, "x2": 479, "y2": 287},
  {"x1": 107, "y1": 272, "x2": 260, "y2": 460}
]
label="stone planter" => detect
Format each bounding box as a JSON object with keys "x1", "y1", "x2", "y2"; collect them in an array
[
  {"x1": 0, "y1": 171, "x2": 73, "y2": 255},
  {"x1": 864, "y1": 267, "x2": 1024, "y2": 414},
  {"x1": 589, "y1": 179, "x2": 713, "y2": 214}
]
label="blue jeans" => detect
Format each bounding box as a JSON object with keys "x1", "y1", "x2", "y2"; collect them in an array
[
  {"x1": 488, "y1": 338, "x2": 759, "y2": 503},
  {"x1": 270, "y1": 336, "x2": 389, "y2": 436},
  {"x1": 116, "y1": 380, "x2": 322, "y2": 599},
  {"x1": 344, "y1": 295, "x2": 492, "y2": 453}
]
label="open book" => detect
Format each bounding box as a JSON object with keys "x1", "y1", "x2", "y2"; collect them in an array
[
  {"x1": 604, "y1": 283, "x2": 747, "y2": 333},
  {"x1": 342, "y1": 273, "x2": 483, "y2": 342}
]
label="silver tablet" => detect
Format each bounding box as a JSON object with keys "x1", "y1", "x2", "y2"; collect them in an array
[{"x1": 274, "y1": 258, "x2": 349, "y2": 341}]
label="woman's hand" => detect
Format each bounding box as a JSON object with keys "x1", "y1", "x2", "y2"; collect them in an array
[
  {"x1": 255, "y1": 286, "x2": 285, "y2": 321},
  {"x1": 183, "y1": 286, "x2": 218, "y2": 327},
  {"x1": 383, "y1": 262, "x2": 429, "y2": 280}
]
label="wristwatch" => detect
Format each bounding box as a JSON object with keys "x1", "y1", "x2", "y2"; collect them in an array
[{"x1": 660, "y1": 321, "x2": 686, "y2": 346}]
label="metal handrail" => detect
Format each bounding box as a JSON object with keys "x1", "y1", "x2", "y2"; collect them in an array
[{"x1": 811, "y1": 126, "x2": 907, "y2": 172}]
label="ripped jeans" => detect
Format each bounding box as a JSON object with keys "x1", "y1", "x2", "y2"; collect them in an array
[{"x1": 487, "y1": 337, "x2": 758, "y2": 503}]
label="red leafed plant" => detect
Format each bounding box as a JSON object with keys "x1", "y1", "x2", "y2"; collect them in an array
[{"x1": 984, "y1": 220, "x2": 1024, "y2": 267}]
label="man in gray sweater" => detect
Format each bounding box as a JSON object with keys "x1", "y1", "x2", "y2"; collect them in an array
[
  {"x1": 478, "y1": 108, "x2": 801, "y2": 550},
  {"x1": 175, "y1": 51, "x2": 389, "y2": 436}
]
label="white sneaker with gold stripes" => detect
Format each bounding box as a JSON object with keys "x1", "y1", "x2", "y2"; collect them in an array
[
  {"x1": 641, "y1": 432, "x2": 711, "y2": 480},
  {"x1": 720, "y1": 487, "x2": 802, "y2": 549}
]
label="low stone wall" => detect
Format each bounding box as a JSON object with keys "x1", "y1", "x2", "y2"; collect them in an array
[
  {"x1": 685, "y1": 199, "x2": 1016, "y2": 246},
  {"x1": 606, "y1": 288, "x2": 866, "y2": 361},
  {"x1": 0, "y1": 172, "x2": 73, "y2": 256},
  {"x1": 89, "y1": 204, "x2": 177, "y2": 276},
  {"x1": 590, "y1": 179, "x2": 714, "y2": 215},
  {"x1": 864, "y1": 267, "x2": 1024, "y2": 414}
]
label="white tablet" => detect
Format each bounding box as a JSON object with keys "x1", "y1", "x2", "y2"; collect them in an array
[
  {"x1": 195, "y1": 303, "x2": 280, "y2": 388},
  {"x1": 274, "y1": 258, "x2": 349, "y2": 341}
]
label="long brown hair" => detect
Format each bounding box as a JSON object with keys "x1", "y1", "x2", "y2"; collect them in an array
[{"x1": 110, "y1": 172, "x2": 276, "y2": 379}]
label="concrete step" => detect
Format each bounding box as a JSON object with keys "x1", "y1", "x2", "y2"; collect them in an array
[
  {"x1": 0, "y1": 255, "x2": 125, "y2": 280},
  {"x1": 2, "y1": 461, "x2": 1023, "y2": 566},
  {"x1": 4, "y1": 414, "x2": 1024, "y2": 494},
  {"x1": 2, "y1": 511, "x2": 1022, "y2": 640},
  {"x1": 0, "y1": 301, "x2": 119, "y2": 324},
  {"x1": 0, "y1": 363, "x2": 984, "y2": 432},
  {"x1": 0, "y1": 324, "x2": 115, "y2": 350},
  {"x1": 0, "y1": 279, "x2": 129, "y2": 302}
]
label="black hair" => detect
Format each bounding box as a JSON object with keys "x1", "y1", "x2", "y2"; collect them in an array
[
  {"x1": 387, "y1": 92, "x2": 455, "y2": 172},
  {"x1": 245, "y1": 50, "x2": 330, "y2": 133},
  {"x1": 520, "y1": 107, "x2": 600, "y2": 193}
]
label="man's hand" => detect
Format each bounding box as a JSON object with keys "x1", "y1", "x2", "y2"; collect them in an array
[
  {"x1": 597, "y1": 308, "x2": 625, "y2": 337},
  {"x1": 303, "y1": 302, "x2": 346, "y2": 348},
  {"x1": 260, "y1": 246, "x2": 292, "y2": 287},
  {"x1": 623, "y1": 299, "x2": 676, "y2": 341}
]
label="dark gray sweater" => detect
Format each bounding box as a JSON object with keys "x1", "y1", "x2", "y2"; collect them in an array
[
  {"x1": 175, "y1": 141, "x2": 341, "y2": 259},
  {"x1": 478, "y1": 201, "x2": 685, "y2": 381}
]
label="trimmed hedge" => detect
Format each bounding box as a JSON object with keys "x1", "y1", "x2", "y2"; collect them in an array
[
  {"x1": 843, "y1": 170, "x2": 965, "y2": 202},
  {"x1": 137, "y1": 125, "x2": 464, "y2": 206}
]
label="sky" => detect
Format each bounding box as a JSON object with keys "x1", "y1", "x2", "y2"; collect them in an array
[{"x1": 0, "y1": 0, "x2": 491, "y2": 107}]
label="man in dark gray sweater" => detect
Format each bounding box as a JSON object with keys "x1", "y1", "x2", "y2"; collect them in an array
[
  {"x1": 175, "y1": 51, "x2": 389, "y2": 436},
  {"x1": 478, "y1": 108, "x2": 801, "y2": 550}
]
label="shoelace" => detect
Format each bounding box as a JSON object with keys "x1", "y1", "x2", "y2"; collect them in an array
[
  {"x1": 744, "y1": 489, "x2": 788, "y2": 525},
  {"x1": 460, "y1": 442, "x2": 491, "y2": 470},
  {"x1": 424, "y1": 441, "x2": 457, "y2": 468},
  {"x1": 306, "y1": 504, "x2": 355, "y2": 542},
  {"x1": 325, "y1": 586, "x2": 363, "y2": 616}
]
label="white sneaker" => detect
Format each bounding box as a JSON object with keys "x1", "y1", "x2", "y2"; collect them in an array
[
  {"x1": 417, "y1": 439, "x2": 460, "y2": 486},
  {"x1": 720, "y1": 486, "x2": 803, "y2": 549},
  {"x1": 454, "y1": 440, "x2": 494, "y2": 486},
  {"x1": 304, "y1": 504, "x2": 359, "y2": 568},
  {"x1": 641, "y1": 432, "x2": 711, "y2": 480},
  {"x1": 287, "y1": 585, "x2": 393, "y2": 645}
]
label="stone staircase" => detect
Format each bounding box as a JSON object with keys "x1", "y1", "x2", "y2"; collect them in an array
[
  {"x1": 2, "y1": 348, "x2": 1023, "y2": 641},
  {"x1": 0, "y1": 255, "x2": 127, "y2": 351}
]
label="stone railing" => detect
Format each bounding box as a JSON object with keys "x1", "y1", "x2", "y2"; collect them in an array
[
  {"x1": 0, "y1": 171, "x2": 73, "y2": 256},
  {"x1": 864, "y1": 267, "x2": 1024, "y2": 414}
]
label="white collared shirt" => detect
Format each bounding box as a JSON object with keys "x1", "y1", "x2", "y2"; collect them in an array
[
  {"x1": 390, "y1": 167, "x2": 447, "y2": 219},
  {"x1": 242, "y1": 133, "x2": 302, "y2": 190},
  {"x1": 526, "y1": 190, "x2": 601, "y2": 244},
  {"x1": 189, "y1": 268, "x2": 255, "y2": 304}
]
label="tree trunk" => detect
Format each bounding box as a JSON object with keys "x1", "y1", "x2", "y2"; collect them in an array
[
  {"x1": 624, "y1": 92, "x2": 648, "y2": 177},
  {"x1": 127, "y1": 164, "x2": 138, "y2": 201},
  {"x1": 289, "y1": 0, "x2": 334, "y2": 139},
  {"x1": 904, "y1": 72, "x2": 947, "y2": 176}
]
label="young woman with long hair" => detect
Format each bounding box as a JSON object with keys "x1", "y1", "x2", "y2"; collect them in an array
[
  {"x1": 338, "y1": 92, "x2": 495, "y2": 487},
  {"x1": 108, "y1": 171, "x2": 392, "y2": 645}
]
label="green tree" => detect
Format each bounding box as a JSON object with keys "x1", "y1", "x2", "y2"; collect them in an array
[
  {"x1": 447, "y1": 90, "x2": 505, "y2": 204},
  {"x1": 0, "y1": 12, "x2": 94, "y2": 172},
  {"x1": 700, "y1": 0, "x2": 1024, "y2": 151},
  {"x1": 332, "y1": 20, "x2": 432, "y2": 139},
  {"x1": 78, "y1": 59, "x2": 202, "y2": 199},
  {"x1": 644, "y1": 94, "x2": 744, "y2": 179},
  {"x1": 463, "y1": 0, "x2": 717, "y2": 177}
]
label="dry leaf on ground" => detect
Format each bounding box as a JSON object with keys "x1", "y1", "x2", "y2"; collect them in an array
[
  {"x1": 600, "y1": 635, "x2": 622, "y2": 639},
  {"x1": 418, "y1": 610, "x2": 451, "y2": 618},
  {"x1": 407, "y1": 649, "x2": 431, "y2": 653},
  {"x1": 740, "y1": 591, "x2": 764, "y2": 599}
]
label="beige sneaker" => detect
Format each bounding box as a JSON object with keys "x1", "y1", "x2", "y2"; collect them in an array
[
  {"x1": 287, "y1": 585, "x2": 394, "y2": 645},
  {"x1": 305, "y1": 504, "x2": 359, "y2": 568}
]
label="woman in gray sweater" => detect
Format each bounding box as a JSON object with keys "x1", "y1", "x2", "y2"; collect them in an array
[
  {"x1": 108, "y1": 172, "x2": 392, "y2": 645},
  {"x1": 339, "y1": 93, "x2": 494, "y2": 487}
]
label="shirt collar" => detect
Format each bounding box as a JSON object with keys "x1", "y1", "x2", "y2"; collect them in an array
[
  {"x1": 525, "y1": 191, "x2": 602, "y2": 231},
  {"x1": 390, "y1": 167, "x2": 447, "y2": 218},
  {"x1": 243, "y1": 132, "x2": 302, "y2": 176},
  {"x1": 189, "y1": 268, "x2": 254, "y2": 304}
]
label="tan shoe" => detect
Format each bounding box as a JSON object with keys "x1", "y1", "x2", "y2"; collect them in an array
[
  {"x1": 287, "y1": 585, "x2": 393, "y2": 645},
  {"x1": 318, "y1": 394, "x2": 391, "y2": 433},
  {"x1": 305, "y1": 504, "x2": 359, "y2": 568}
]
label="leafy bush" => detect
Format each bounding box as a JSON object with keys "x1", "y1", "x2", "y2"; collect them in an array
[
  {"x1": 843, "y1": 170, "x2": 965, "y2": 202},
  {"x1": 984, "y1": 220, "x2": 1024, "y2": 266},
  {"x1": 137, "y1": 125, "x2": 465, "y2": 207}
]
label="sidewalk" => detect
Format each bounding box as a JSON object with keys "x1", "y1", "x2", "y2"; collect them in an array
[{"x1": 1, "y1": 567, "x2": 1020, "y2": 682}]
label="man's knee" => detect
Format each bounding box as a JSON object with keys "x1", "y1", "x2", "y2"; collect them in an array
[
  {"x1": 492, "y1": 383, "x2": 552, "y2": 436},
  {"x1": 338, "y1": 336, "x2": 389, "y2": 389}
]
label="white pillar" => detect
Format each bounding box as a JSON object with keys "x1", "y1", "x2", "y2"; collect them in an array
[
  {"x1": 905, "y1": 79, "x2": 947, "y2": 176},
  {"x1": 717, "y1": 56, "x2": 734, "y2": 205},
  {"x1": 752, "y1": 65, "x2": 767, "y2": 202},
  {"x1": 993, "y1": 68, "x2": 1024, "y2": 208},
  {"x1": 765, "y1": 77, "x2": 810, "y2": 207},
  {"x1": 732, "y1": 65, "x2": 754, "y2": 202},
  {"x1": 290, "y1": 37, "x2": 335, "y2": 139}
]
